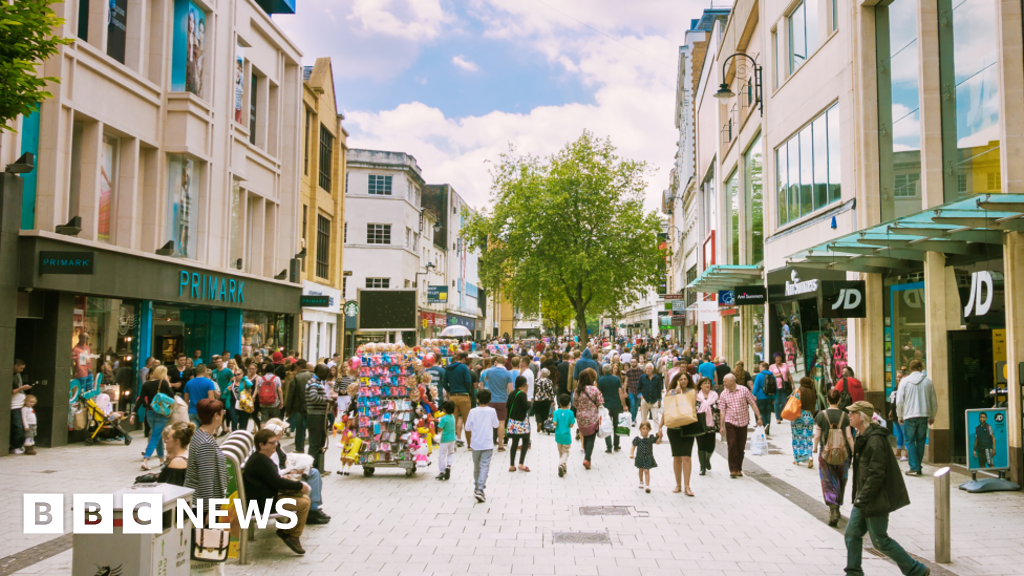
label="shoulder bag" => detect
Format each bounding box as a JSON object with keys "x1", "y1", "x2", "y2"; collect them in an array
[
  {"x1": 663, "y1": 389, "x2": 699, "y2": 428},
  {"x1": 781, "y1": 391, "x2": 803, "y2": 421},
  {"x1": 191, "y1": 527, "x2": 230, "y2": 562}
]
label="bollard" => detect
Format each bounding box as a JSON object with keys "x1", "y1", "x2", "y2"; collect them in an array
[{"x1": 934, "y1": 466, "x2": 951, "y2": 563}]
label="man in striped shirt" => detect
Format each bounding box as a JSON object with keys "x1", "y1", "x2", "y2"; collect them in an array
[{"x1": 305, "y1": 364, "x2": 331, "y2": 474}]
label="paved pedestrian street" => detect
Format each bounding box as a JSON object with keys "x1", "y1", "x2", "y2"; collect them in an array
[{"x1": 2, "y1": 419, "x2": 1021, "y2": 576}]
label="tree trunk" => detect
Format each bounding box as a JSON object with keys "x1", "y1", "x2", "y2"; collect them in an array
[{"x1": 575, "y1": 305, "x2": 589, "y2": 347}]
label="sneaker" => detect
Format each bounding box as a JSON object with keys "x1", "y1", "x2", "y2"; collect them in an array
[
  {"x1": 899, "y1": 456, "x2": 908, "y2": 462},
  {"x1": 444, "y1": 468, "x2": 451, "y2": 481},
  {"x1": 604, "y1": 449, "x2": 612, "y2": 454},
  {"x1": 306, "y1": 510, "x2": 331, "y2": 525},
  {"x1": 456, "y1": 440, "x2": 465, "y2": 447},
  {"x1": 24, "y1": 446, "x2": 37, "y2": 455},
  {"x1": 558, "y1": 466, "x2": 565, "y2": 478},
  {"x1": 474, "y1": 490, "x2": 485, "y2": 503},
  {"x1": 12, "y1": 448, "x2": 24, "y2": 455},
  {"x1": 435, "y1": 473, "x2": 446, "y2": 481}
]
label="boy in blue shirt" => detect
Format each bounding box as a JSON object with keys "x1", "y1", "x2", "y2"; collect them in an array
[
  {"x1": 435, "y1": 401, "x2": 457, "y2": 481},
  {"x1": 553, "y1": 393, "x2": 576, "y2": 477}
]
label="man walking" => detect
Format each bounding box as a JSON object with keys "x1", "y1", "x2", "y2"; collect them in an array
[
  {"x1": 844, "y1": 401, "x2": 929, "y2": 576},
  {"x1": 484, "y1": 356, "x2": 512, "y2": 451},
  {"x1": 895, "y1": 360, "x2": 937, "y2": 476},
  {"x1": 717, "y1": 374, "x2": 762, "y2": 477},
  {"x1": 285, "y1": 360, "x2": 312, "y2": 453},
  {"x1": 624, "y1": 358, "x2": 643, "y2": 425},
  {"x1": 597, "y1": 364, "x2": 624, "y2": 452},
  {"x1": 752, "y1": 361, "x2": 777, "y2": 436},
  {"x1": 445, "y1": 352, "x2": 474, "y2": 447}
]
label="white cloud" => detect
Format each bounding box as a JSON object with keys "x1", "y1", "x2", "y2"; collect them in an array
[
  {"x1": 451, "y1": 55, "x2": 480, "y2": 72},
  {"x1": 348, "y1": 0, "x2": 450, "y2": 41}
]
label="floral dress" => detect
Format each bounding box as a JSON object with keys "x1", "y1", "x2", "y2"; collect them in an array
[
  {"x1": 573, "y1": 386, "x2": 605, "y2": 435},
  {"x1": 534, "y1": 378, "x2": 554, "y2": 402},
  {"x1": 791, "y1": 390, "x2": 815, "y2": 463},
  {"x1": 632, "y1": 434, "x2": 658, "y2": 469}
]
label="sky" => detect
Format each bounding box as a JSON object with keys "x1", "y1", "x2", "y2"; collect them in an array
[{"x1": 275, "y1": 0, "x2": 712, "y2": 210}]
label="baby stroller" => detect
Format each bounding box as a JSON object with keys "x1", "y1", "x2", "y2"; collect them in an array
[{"x1": 78, "y1": 386, "x2": 132, "y2": 446}]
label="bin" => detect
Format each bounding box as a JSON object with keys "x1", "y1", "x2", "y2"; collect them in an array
[{"x1": 72, "y1": 483, "x2": 194, "y2": 576}]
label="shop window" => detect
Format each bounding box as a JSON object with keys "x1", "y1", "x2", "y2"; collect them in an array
[
  {"x1": 726, "y1": 170, "x2": 739, "y2": 265},
  {"x1": 166, "y1": 154, "x2": 200, "y2": 259},
  {"x1": 303, "y1": 109, "x2": 311, "y2": 176},
  {"x1": 367, "y1": 223, "x2": 390, "y2": 244},
  {"x1": 230, "y1": 182, "x2": 243, "y2": 269},
  {"x1": 319, "y1": 124, "x2": 333, "y2": 191},
  {"x1": 171, "y1": 0, "x2": 208, "y2": 98},
  {"x1": 99, "y1": 134, "x2": 120, "y2": 244},
  {"x1": 72, "y1": 297, "x2": 136, "y2": 402},
  {"x1": 366, "y1": 278, "x2": 389, "y2": 289},
  {"x1": 788, "y1": 0, "x2": 820, "y2": 74},
  {"x1": 775, "y1": 103, "x2": 840, "y2": 226},
  {"x1": 242, "y1": 312, "x2": 289, "y2": 357},
  {"x1": 745, "y1": 135, "x2": 764, "y2": 265},
  {"x1": 316, "y1": 214, "x2": 330, "y2": 279},
  {"x1": 234, "y1": 49, "x2": 245, "y2": 124},
  {"x1": 368, "y1": 175, "x2": 392, "y2": 195}
]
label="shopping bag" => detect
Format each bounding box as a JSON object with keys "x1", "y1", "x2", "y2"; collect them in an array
[
  {"x1": 750, "y1": 426, "x2": 768, "y2": 456},
  {"x1": 168, "y1": 396, "x2": 189, "y2": 426},
  {"x1": 616, "y1": 412, "x2": 632, "y2": 435},
  {"x1": 663, "y1": 390, "x2": 698, "y2": 428},
  {"x1": 597, "y1": 407, "x2": 613, "y2": 438},
  {"x1": 781, "y1": 395, "x2": 802, "y2": 421}
]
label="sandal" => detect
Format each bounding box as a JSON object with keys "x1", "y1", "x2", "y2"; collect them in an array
[
  {"x1": 519, "y1": 466, "x2": 531, "y2": 472},
  {"x1": 672, "y1": 487, "x2": 682, "y2": 493},
  {"x1": 140, "y1": 460, "x2": 150, "y2": 471},
  {"x1": 685, "y1": 488, "x2": 694, "y2": 497},
  {"x1": 509, "y1": 466, "x2": 516, "y2": 472},
  {"x1": 638, "y1": 484, "x2": 644, "y2": 489}
]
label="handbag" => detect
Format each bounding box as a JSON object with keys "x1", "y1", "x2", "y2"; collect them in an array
[
  {"x1": 597, "y1": 407, "x2": 612, "y2": 438},
  {"x1": 151, "y1": 392, "x2": 175, "y2": 417},
  {"x1": 663, "y1": 389, "x2": 698, "y2": 428},
  {"x1": 191, "y1": 527, "x2": 230, "y2": 562},
  {"x1": 781, "y1": 393, "x2": 803, "y2": 421},
  {"x1": 237, "y1": 388, "x2": 254, "y2": 413}
]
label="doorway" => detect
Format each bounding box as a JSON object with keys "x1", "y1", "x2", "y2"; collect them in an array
[{"x1": 947, "y1": 330, "x2": 994, "y2": 464}]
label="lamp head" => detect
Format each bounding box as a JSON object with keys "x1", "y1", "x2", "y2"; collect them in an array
[{"x1": 714, "y1": 83, "x2": 735, "y2": 100}]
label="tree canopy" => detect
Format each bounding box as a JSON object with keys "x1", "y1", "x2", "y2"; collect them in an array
[
  {"x1": 463, "y1": 130, "x2": 666, "y2": 345},
  {"x1": 0, "y1": 0, "x2": 71, "y2": 131}
]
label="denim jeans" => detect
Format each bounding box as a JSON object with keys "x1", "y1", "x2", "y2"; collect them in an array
[
  {"x1": 773, "y1": 392, "x2": 786, "y2": 421},
  {"x1": 144, "y1": 412, "x2": 168, "y2": 459},
  {"x1": 627, "y1": 393, "x2": 639, "y2": 421},
  {"x1": 290, "y1": 413, "x2": 307, "y2": 453},
  {"x1": 845, "y1": 507, "x2": 928, "y2": 576},
  {"x1": 305, "y1": 468, "x2": 323, "y2": 511},
  {"x1": 892, "y1": 420, "x2": 905, "y2": 450},
  {"x1": 903, "y1": 417, "x2": 929, "y2": 472},
  {"x1": 756, "y1": 399, "x2": 774, "y2": 434},
  {"x1": 472, "y1": 449, "x2": 493, "y2": 493},
  {"x1": 188, "y1": 413, "x2": 201, "y2": 427},
  {"x1": 10, "y1": 408, "x2": 24, "y2": 451}
]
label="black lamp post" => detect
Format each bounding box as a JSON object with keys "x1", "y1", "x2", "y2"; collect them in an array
[{"x1": 714, "y1": 53, "x2": 763, "y2": 117}]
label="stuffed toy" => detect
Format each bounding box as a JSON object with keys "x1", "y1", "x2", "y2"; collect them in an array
[{"x1": 338, "y1": 426, "x2": 362, "y2": 476}]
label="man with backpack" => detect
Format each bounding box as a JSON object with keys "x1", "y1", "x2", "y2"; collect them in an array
[
  {"x1": 834, "y1": 367, "x2": 864, "y2": 411},
  {"x1": 752, "y1": 361, "x2": 778, "y2": 436},
  {"x1": 257, "y1": 367, "x2": 283, "y2": 421},
  {"x1": 768, "y1": 353, "x2": 792, "y2": 423}
]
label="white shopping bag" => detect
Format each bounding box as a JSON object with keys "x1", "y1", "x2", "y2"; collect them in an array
[
  {"x1": 597, "y1": 407, "x2": 613, "y2": 438},
  {"x1": 750, "y1": 426, "x2": 768, "y2": 456}
]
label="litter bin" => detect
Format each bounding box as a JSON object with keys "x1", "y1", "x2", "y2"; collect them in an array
[{"x1": 72, "y1": 483, "x2": 194, "y2": 576}]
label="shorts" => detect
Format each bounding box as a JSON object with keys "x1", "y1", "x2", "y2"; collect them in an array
[
  {"x1": 490, "y1": 402, "x2": 508, "y2": 421},
  {"x1": 666, "y1": 427, "x2": 695, "y2": 457},
  {"x1": 451, "y1": 394, "x2": 472, "y2": 420}
]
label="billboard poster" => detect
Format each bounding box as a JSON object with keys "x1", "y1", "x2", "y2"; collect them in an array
[
  {"x1": 234, "y1": 49, "x2": 245, "y2": 123},
  {"x1": 966, "y1": 408, "x2": 1008, "y2": 471},
  {"x1": 172, "y1": 0, "x2": 206, "y2": 97},
  {"x1": 166, "y1": 155, "x2": 197, "y2": 258},
  {"x1": 98, "y1": 135, "x2": 118, "y2": 243}
]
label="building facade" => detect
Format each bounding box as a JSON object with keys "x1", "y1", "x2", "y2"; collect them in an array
[
  {"x1": 298, "y1": 58, "x2": 346, "y2": 363},
  {"x1": 2, "y1": 0, "x2": 305, "y2": 450},
  {"x1": 685, "y1": 0, "x2": 1024, "y2": 481}
]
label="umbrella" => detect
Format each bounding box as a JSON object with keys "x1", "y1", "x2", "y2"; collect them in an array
[{"x1": 440, "y1": 325, "x2": 472, "y2": 338}]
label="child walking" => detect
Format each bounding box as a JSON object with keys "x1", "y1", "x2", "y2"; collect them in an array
[
  {"x1": 553, "y1": 394, "x2": 575, "y2": 477},
  {"x1": 21, "y1": 395, "x2": 38, "y2": 455},
  {"x1": 631, "y1": 421, "x2": 661, "y2": 493},
  {"x1": 435, "y1": 401, "x2": 456, "y2": 481},
  {"x1": 464, "y1": 389, "x2": 499, "y2": 502}
]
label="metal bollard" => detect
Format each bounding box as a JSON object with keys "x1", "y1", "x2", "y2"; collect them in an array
[{"x1": 934, "y1": 466, "x2": 951, "y2": 563}]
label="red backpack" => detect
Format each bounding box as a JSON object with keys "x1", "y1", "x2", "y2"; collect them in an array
[{"x1": 258, "y1": 375, "x2": 279, "y2": 405}]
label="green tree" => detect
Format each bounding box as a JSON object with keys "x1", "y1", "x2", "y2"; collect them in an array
[
  {"x1": 463, "y1": 130, "x2": 666, "y2": 346},
  {"x1": 0, "y1": 0, "x2": 71, "y2": 131},
  {"x1": 540, "y1": 292, "x2": 573, "y2": 337}
]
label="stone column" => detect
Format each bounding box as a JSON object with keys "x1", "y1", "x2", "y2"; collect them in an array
[
  {"x1": 858, "y1": 273, "x2": 887, "y2": 411},
  {"x1": 923, "y1": 252, "x2": 959, "y2": 463},
  {"x1": 1004, "y1": 232, "x2": 1024, "y2": 483},
  {"x1": 29, "y1": 292, "x2": 75, "y2": 448},
  {"x1": 0, "y1": 173, "x2": 24, "y2": 454}
]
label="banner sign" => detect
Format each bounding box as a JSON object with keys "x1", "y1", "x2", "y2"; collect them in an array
[
  {"x1": 39, "y1": 251, "x2": 95, "y2": 275},
  {"x1": 661, "y1": 294, "x2": 684, "y2": 301},
  {"x1": 300, "y1": 295, "x2": 331, "y2": 307},
  {"x1": 427, "y1": 285, "x2": 448, "y2": 303},
  {"x1": 818, "y1": 280, "x2": 867, "y2": 318},
  {"x1": 734, "y1": 285, "x2": 766, "y2": 305},
  {"x1": 966, "y1": 408, "x2": 1009, "y2": 471}
]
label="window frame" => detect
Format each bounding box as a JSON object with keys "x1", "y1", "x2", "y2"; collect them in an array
[
  {"x1": 315, "y1": 214, "x2": 331, "y2": 279},
  {"x1": 318, "y1": 124, "x2": 333, "y2": 191},
  {"x1": 366, "y1": 223, "x2": 391, "y2": 245},
  {"x1": 368, "y1": 174, "x2": 393, "y2": 195},
  {"x1": 365, "y1": 277, "x2": 390, "y2": 289}
]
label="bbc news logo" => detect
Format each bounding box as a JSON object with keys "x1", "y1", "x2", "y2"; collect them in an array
[{"x1": 24, "y1": 494, "x2": 298, "y2": 534}]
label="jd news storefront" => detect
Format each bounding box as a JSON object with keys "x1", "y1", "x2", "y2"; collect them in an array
[{"x1": 14, "y1": 236, "x2": 301, "y2": 448}]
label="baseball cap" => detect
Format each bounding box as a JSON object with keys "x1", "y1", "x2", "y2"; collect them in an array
[{"x1": 845, "y1": 401, "x2": 874, "y2": 419}]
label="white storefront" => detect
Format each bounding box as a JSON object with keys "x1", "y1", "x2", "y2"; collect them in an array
[{"x1": 302, "y1": 281, "x2": 342, "y2": 362}]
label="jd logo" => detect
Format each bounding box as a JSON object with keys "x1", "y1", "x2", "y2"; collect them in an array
[
  {"x1": 964, "y1": 271, "x2": 993, "y2": 317},
  {"x1": 902, "y1": 289, "x2": 923, "y2": 308},
  {"x1": 831, "y1": 289, "x2": 862, "y2": 311}
]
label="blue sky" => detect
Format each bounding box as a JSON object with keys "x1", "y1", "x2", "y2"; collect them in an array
[{"x1": 275, "y1": 0, "x2": 709, "y2": 208}]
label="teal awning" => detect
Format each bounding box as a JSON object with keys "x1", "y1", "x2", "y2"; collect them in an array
[
  {"x1": 785, "y1": 194, "x2": 1024, "y2": 274},
  {"x1": 686, "y1": 264, "x2": 764, "y2": 294}
]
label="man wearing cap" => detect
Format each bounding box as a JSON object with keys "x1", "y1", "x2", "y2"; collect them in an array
[{"x1": 844, "y1": 401, "x2": 928, "y2": 576}]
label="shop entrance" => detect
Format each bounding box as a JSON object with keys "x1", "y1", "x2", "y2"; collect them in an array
[{"x1": 947, "y1": 330, "x2": 996, "y2": 465}]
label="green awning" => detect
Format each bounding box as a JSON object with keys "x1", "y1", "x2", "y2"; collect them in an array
[
  {"x1": 786, "y1": 194, "x2": 1024, "y2": 273},
  {"x1": 685, "y1": 264, "x2": 764, "y2": 294}
]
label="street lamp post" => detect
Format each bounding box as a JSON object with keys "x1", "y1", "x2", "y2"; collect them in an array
[
  {"x1": 714, "y1": 53, "x2": 763, "y2": 117},
  {"x1": 415, "y1": 262, "x2": 437, "y2": 339}
]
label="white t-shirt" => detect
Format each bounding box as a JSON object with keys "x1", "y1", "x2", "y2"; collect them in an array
[
  {"x1": 521, "y1": 368, "x2": 536, "y2": 400},
  {"x1": 464, "y1": 406, "x2": 499, "y2": 451}
]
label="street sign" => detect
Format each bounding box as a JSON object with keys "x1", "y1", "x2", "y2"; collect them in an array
[
  {"x1": 427, "y1": 285, "x2": 448, "y2": 303},
  {"x1": 343, "y1": 300, "x2": 359, "y2": 317},
  {"x1": 734, "y1": 285, "x2": 767, "y2": 305}
]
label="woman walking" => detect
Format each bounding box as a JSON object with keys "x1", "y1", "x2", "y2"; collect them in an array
[
  {"x1": 660, "y1": 372, "x2": 704, "y2": 496},
  {"x1": 732, "y1": 361, "x2": 753, "y2": 390},
  {"x1": 573, "y1": 368, "x2": 604, "y2": 470},
  {"x1": 792, "y1": 376, "x2": 818, "y2": 467},
  {"x1": 184, "y1": 399, "x2": 228, "y2": 522},
  {"x1": 533, "y1": 369, "x2": 555, "y2": 432},
  {"x1": 695, "y1": 378, "x2": 719, "y2": 475},
  {"x1": 889, "y1": 375, "x2": 907, "y2": 461},
  {"x1": 131, "y1": 365, "x2": 173, "y2": 470},
  {"x1": 506, "y1": 376, "x2": 532, "y2": 472},
  {"x1": 813, "y1": 389, "x2": 855, "y2": 526},
  {"x1": 230, "y1": 367, "x2": 254, "y2": 432}
]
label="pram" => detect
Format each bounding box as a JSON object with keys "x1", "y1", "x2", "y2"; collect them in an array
[{"x1": 79, "y1": 387, "x2": 132, "y2": 446}]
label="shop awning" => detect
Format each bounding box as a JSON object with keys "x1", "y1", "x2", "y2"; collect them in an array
[
  {"x1": 685, "y1": 264, "x2": 764, "y2": 294},
  {"x1": 785, "y1": 194, "x2": 1024, "y2": 274}
]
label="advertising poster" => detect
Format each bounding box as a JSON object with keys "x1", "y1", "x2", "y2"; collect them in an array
[
  {"x1": 966, "y1": 408, "x2": 1008, "y2": 471},
  {"x1": 171, "y1": 0, "x2": 206, "y2": 97},
  {"x1": 166, "y1": 155, "x2": 197, "y2": 258},
  {"x1": 99, "y1": 136, "x2": 117, "y2": 242},
  {"x1": 234, "y1": 48, "x2": 245, "y2": 123}
]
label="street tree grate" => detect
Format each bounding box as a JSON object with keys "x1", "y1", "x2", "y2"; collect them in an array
[
  {"x1": 552, "y1": 532, "x2": 612, "y2": 545},
  {"x1": 579, "y1": 506, "x2": 630, "y2": 516}
]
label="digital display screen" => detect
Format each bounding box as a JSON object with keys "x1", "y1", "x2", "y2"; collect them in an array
[{"x1": 358, "y1": 290, "x2": 416, "y2": 330}]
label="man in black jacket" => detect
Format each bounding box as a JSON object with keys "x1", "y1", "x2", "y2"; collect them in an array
[
  {"x1": 284, "y1": 360, "x2": 311, "y2": 452},
  {"x1": 845, "y1": 401, "x2": 929, "y2": 576},
  {"x1": 556, "y1": 353, "x2": 571, "y2": 397},
  {"x1": 243, "y1": 429, "x2": 311, "y2": 555}
]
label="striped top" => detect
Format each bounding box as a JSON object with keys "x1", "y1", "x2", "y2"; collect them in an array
[
  {"x1": 306, "y1": 375, "x2": 329, "y2": 415},
  {"x1": 335, "y1": 376, "x2": 355, "y2": 396},
  {"x1": 184, "y1": 428, "x2": 227, "y2": 516}
]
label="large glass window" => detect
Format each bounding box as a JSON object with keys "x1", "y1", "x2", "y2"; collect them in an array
[
  {"x1": 726, "y1": 171, "x2": 739, "y2": 265},
  {"x1": 242, "y1": 312, "x2": 290, "y2": 357},
  {"x1": 877, "y1": 0, "x2": 922, "y2": 222},
  {"x1": 230, "y1": 182, "x2": 242, "y2": 269},
  {"x1": 941, "y1": 0, "x2": 1001, "y2": 200},
  {"x1": 775, "y1": 103, "x2": 841, "y2": 226},
  {"x1": 368, "y1": 175, "x2": 393, "y2": 195},
  {"x1": 316, "y1": 214, "x2": 331, "y2": 279},
  {"x1": 788, "y1": 0, "x2": 820, "y2": 74},
  {"x1": 366, "y1": 224, "x2": 391, "y2": 244},
  {"x1": 745, "y1": 135, "x2": 764, "y2": 265},
  {"x1": 166, "y1": 154, "x2": 199, "y2": 259},
  {"x1": 318, "y1": 124, "x2": 333, "y2": 191},
  {"x1": 72, "y1": 297, "x2": 136, "y2": 402},
  {"x1": 99, "y1": 135, "x2": 119, "y2": 244}
]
